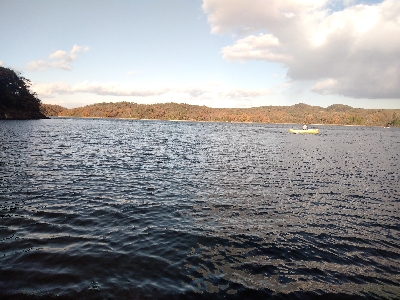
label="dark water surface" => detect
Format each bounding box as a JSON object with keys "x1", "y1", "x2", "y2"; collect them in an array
[{"x1": 1, "y1": 119, "x2": 399, "y2": 299}]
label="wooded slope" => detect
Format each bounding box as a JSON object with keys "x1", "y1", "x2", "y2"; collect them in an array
[
  {"x1": 42, "y1": 102, "x2": 400, "y2": 126},
  {"x1": 0, "y1": 67, "x2": 46, "y2": 119}
]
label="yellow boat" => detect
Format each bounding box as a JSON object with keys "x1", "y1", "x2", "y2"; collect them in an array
[{"x1": 289, "y1": 128, "x2": 319, "y2": 134}]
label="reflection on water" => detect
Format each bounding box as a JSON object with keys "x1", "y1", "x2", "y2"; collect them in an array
[{"x1": 0, "y1": 119, "x2": 399, "y2": 299}]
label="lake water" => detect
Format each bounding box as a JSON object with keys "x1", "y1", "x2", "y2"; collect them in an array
[{"x1": 0, "y1": 118, "x2": 399, "y2": 300}]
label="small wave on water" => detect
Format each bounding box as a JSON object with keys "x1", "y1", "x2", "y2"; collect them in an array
[{"x1": 0, "y1": 119, "x2": 399, "y2": 299}]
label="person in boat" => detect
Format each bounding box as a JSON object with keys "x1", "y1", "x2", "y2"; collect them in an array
[{"x1": 302, "y1": 124, "x2": 308, "y2": 130}]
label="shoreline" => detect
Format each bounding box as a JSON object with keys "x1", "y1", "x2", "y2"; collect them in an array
[
  {"x1": 49, "y1": 116, "x2": 397, "y2": 127},
  {"x1": 41, "y1": 103, "x2": 399, "y2": 128}
]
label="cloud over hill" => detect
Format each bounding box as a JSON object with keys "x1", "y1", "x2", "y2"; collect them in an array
[{"x1": 203, "y1": 0, "x2": 400, "y2": 99}]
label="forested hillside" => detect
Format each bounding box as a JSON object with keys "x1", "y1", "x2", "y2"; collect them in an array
[
  {"x1": 41, "y1": 102, "x2": 400, "y2": 126},
  {"x1": 0, "y1": 67, "x2": 47, "y2": 119},
  {"x1": 40, "y1": 104, "x2": 68, "y2": 116}
]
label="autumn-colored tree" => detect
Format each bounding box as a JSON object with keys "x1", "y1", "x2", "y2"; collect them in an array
[
  {"x1": 40, "y1": 104, "x2": 67, "y2": 116},
  {"x1": 53, "y1": 101, "x2": 400, "y2": 127}
]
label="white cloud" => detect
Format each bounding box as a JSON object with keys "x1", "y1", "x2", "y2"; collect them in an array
[
  {"x1": 220, "y1": 88, "x2": 272, "y2": 98},
  {"x1": 203, "y1": 0, "x2": 400, "y2": 99},
  {"x1": 186, "y1": 88, "x2": 207, "y2": 97},
  {"x1": 126, "y1": 71, "x2": 141, "y2": 76},
  {"x1": 222, "y1": 34, "x2": 292, "y2": 62},
  {"x1": 311, "y1": 78, "x2": 337, "y2": 94},
  {"x1": 0, "y1": 61, "x2": 4, "y2": 67},
  {"x1": 32, "y1": 80, "x2": 272, "y2": 107},
  {"x1": 32, "y1": 81, "x2": 167, "y2": 98},
  {"x1": 28, "y1": 45, "x2": 89, "y2": 71},
  {"x1": 343, "y1": 0, "x2": 356, "y2": 7}
]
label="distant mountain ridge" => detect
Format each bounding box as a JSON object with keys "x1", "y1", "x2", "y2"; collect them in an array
[{"x1": 41, "y1": 102, "x2": 400, "y2": 127}]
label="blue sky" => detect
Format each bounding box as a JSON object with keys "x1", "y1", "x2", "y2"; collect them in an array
[{"x1": 1, "y1": 0, "x2": 399, "y2": 109}]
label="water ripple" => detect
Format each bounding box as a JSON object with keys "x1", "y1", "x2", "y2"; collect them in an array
[{"x1": 0, "y1": 119, "x2": 399, "y2": 299}]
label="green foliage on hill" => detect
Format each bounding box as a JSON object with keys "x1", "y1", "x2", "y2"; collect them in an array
[
  {"x1": 45, "y1": 101, "x2": 400, "y2": 126},
  {"x1": 0, "y1": 67, "x2": 46, "y2": 119},
  {"x1": 389, "y1": 119, "x2": 400, "y2": 126}
]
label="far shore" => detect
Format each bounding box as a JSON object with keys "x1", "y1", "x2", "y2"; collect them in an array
[
  {"x1": 48, "y1": 116, "x2": 396, "y2": 127},
  {"x1": 40, "y1": 103, "x2": 400, "y2": 127}
]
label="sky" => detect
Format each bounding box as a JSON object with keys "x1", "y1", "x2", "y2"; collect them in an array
[{"x1": 1, "y1": 0, "x2": 399, "y2": 109}]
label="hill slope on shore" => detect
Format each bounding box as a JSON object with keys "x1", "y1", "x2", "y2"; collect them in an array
[
  {"x1": 0, "y1": 67, "x2": 47, "y2": 120},
  {"x1": 41, "y1": 102, "x2": 400, "y2": 127}
]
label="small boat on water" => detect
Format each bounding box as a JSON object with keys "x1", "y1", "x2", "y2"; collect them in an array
[{"x1": 289, "y1": 128, "x2": 319, "y2": 134}]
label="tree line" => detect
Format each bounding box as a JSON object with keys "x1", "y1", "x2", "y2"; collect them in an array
[
  {"x1": 2, "y1": 66, "x2": 397, "y2": 125},
  {"x1": 0, "y1": 67, "x2": 46, "y2": 119},
  {"x1": 40, "y1": 101, "x2": 400, "y2": 126}
]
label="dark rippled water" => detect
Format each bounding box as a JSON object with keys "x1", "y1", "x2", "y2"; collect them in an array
[{"x1": 1, "y1": 118, "x2": 399, "y2": 300}]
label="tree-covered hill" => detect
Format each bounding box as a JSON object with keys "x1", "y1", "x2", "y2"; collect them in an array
[
  {"x1": 48, "y1": 101, "x2": 400, "y2": 127},
  {"x1": 40, "y1": 103, "x2": 67, "y2": 116},
  {"x1": 0, "y1": 67, "x2": 47, "y2": 119}
]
